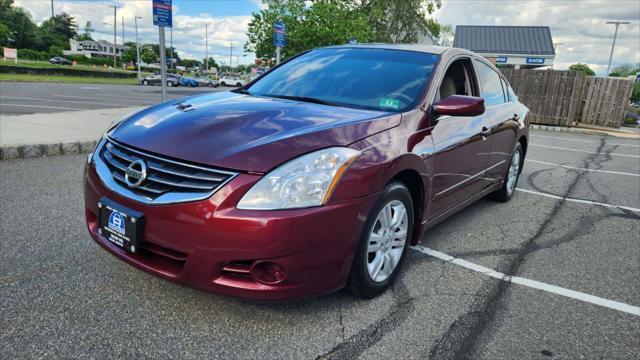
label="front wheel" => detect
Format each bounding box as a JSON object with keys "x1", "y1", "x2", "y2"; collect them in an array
[
  {"x1": 167, "y1": 81, "x2": 174, "y2": 87},
  {"x1": 346, "y1": 181, "x2": 413, "y2": 298},
  {"x1": 489, "y1": 142, "x2": 523, "y2": 202},
  {"x1": 141, "y1": 80, "x2": 149, "y2": 86}
]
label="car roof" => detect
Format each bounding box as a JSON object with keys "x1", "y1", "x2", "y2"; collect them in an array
[{"x1": 320, "y1": 43, "x2": 455, "y2": 55}]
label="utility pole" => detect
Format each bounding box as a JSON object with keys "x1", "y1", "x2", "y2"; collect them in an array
[
  {"x1": 122, "y1": 16, "x2": 125, "y2": 44},
  {"x1": 605, "y1": 21, "x2": 630, "y2": 76},
  {"x1": 553, "y1": 42, "x2": 564, "y2": 51},
  {"x1": 205, "y1": 23, "x2": 208, "y2": 72},
  {"x1": 229, "y1": 42, "x2": 233, "y2": 70},
  {"x1": 108, "y1": 3, "x2": 121, "y2": 68},
  {"x1": 50, "y1": 0, "x2": 54, "y2": 20},
  {"x1": 135, "y1": 16, "x2": 142, "y2": 83},
  {"x1": 170, "y1": 26, "x2": 173, "y2": 69}
]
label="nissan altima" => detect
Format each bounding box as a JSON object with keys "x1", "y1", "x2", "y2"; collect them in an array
[{"x1": 84, "y1": 44, "x2": 529, "y2": 300}]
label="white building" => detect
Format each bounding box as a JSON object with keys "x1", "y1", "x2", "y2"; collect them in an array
[{"x1": 64, "y1": 39, "x2": 129, "y2": 58}]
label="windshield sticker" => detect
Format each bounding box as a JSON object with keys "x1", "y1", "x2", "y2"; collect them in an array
[{"x1": 379, "y1": 98, "x2": 400, "y2": 109}]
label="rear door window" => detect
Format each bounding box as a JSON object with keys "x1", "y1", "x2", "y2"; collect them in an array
[{"x1": 473, "y1": 59, "x2": 506, "y2": 106}]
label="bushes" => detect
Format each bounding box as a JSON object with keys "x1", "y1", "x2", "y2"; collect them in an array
[
  {"x1": 631, "y1": 81, "x2": 640, "y2": 104},
  {"x1": 17, "y1": 48, "x2": 49, "y2": 61},
  {"x1": 0, "y1": 64, "x2": 137, "y2": 78}
]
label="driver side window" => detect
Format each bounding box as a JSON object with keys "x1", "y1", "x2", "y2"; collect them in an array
[{"x1": 435, "y1": 58, "x2": 477, "y2": 102}]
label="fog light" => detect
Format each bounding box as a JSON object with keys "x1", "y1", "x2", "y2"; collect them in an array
[{"x1": 250, "y1": 261, "x2": 286, "y2": 285}]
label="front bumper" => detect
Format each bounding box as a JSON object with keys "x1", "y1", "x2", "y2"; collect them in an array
[{"x1": 84, "y1": 162, "x2": 377, "y2": 301}]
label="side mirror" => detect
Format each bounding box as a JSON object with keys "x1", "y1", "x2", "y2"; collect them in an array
[{"x1": 433, "y1": 95, "x2": 485, "y2": 117}]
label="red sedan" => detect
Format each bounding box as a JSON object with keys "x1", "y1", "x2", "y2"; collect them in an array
[{"x1": 84, "y1": 44, "x2": 529, "y2": 300}]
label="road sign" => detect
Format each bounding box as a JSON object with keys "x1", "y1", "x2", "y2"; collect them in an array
[
  {"x1": 153, "y1": 0, "x2": 172, "y2": 28},
  {"x1": 273, "y1": 21, "x2": 286, "y2": 47}
]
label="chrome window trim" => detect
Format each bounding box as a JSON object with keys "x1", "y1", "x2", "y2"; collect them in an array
[{"x1": 92, "y1": 138, "x2": 239, "y2": 205}]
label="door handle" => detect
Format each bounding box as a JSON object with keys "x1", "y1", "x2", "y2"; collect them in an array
[
  {"x1": 513, "y1": 113, "x2": 520, "y2": 121},
  {"x1": 481, "y1": 126, "x2": 490, "y2": 140}
]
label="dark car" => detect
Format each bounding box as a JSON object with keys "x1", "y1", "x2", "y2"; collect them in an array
[
  {"x1": 140, "y1": 73, "x2": 180, "y2": 87},
  {"x1": 85, "y1": 44, "x2": 529, "y2": 300},
  {"x1": 49, "y1": 56, "x2": 72, "y2": 65}
]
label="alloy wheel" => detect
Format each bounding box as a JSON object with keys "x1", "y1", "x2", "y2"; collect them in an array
[
  {"x1": 506, "y1": 148, "x2": 521, "y2": 195},
  {"x1": 367, "y1": 200, "x2": 408, "y2": 283}
]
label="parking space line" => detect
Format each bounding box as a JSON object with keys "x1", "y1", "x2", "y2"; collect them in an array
[
  {"x1": 411, "y1": 245, "x2": 640, "y2": 316},
  {"x1": 515, "y1": 188, "x2": 640, "y2": 213},
  {"x1": 0, "y1": 103, "x2": 82, "y2": 111},
  {"x1": 531, "y1": 134, "x2": 640, "y2": 148},
  {"x1": 0, "y1": 96, "x2": 126, "y2": 107},
  {"x1": 529, "y1": 144, "x2": 640, "y2": 158},
  {"x1": 53, "y1": 95, "x2": 156, "y2": 104},
  {"x1": 525, "y1": 159, "x2": 640, "y2": 177}
]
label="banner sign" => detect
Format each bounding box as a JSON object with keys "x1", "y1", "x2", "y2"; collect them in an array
[
  {"x1": 153, "y1": 0, "x2": 172, "y2": 28},
  {"x1": 274, "y1": 21, "x2": 286, "y2": 47}
]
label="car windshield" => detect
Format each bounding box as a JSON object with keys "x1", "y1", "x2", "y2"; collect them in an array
[{"x1": 246, "y1": 48, "x2": 439, "y2": 112}]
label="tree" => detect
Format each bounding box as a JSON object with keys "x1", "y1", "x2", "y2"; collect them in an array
[
  {"x1": 40, "y1": 13, "x2": 78, "y2": 41},
  {"x1": 569, "y1": 63, "x2": 595, "y2": 76},
  {"x1": 140, "y1": 45, "x2": 157, "y2": 64},
  {"x1": 201, "y1": 57, "x2": 219, "y2": 70},
  {"x1": 437, "y1": 24, "x2": 454, "y2": 46},
  {"x1": 76, "y1": 21, "x2": 94, "y2": 41},
  {"x1": 0, "y1": 0, "x2": 38, "y2": 48},
  {"x1": 120, "y1": 41, "x2": 138, "y2": 63},
  {"x1": 609, "y1": 63, "x2": 639, "y2": 77},
  {"x1": 357, "y1": 0, "x2": 442, "y2": 43}
]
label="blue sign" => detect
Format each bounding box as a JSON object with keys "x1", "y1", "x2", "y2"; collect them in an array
[
  {"x1": 153, "y1": 0, "x2": 172, "y2": 28},
  {"x1": 108, "y1": 212, "x2": 126, "y2": 235},
  {"x1": 273, "y1": 21, "x2": 286, "y2": 47},
  {"x1": 526, "y1": 57, "x2": 545, "y2": 64},
  {"x1": 496, "y1": 56, "x2": 508, "y2": 63}
]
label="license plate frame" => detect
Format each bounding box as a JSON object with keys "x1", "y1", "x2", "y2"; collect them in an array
[{"x1": 97, "y1": 197, "x2": 145, "y2": 253}]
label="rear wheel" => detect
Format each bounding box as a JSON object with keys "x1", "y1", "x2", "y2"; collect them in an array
[
  {"x1": 236, "y1": 82, "x2": 242, "y2": 87},
  {"x1": 489, "y1": 142, "x2": 522, "y2": 202},
  {"x1": 221, "y1": 82, "x2": 227, "y2": 86},
  {"x1": 208, "y1": 83, "x2": 213, "y2": 87},
  {"x1": 346, "y1": 181, "x2": 413, "y2": 298},
  {"x1": 142, "y1": 80, "x2": 149, "y2": 86},
  {"x1": 167, "y1": 81, "x2": 174, "y2": 87}
]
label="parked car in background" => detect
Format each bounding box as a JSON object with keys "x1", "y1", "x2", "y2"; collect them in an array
[
  {"x1": 140, "y1": 73, "x2": 180, "y2": 87},
  {"x1": 179, "y1": 76, "x2": 199, "y2": 87},
  {"x1": 49, "y1": 56, "x2": 72, "y2": 65},
  {"x1": 85, "y1": 44, "x2": 529, "y2": 301},
  {"x1": 219, "y1": 76, "x2": 246, "y2": 87},
  {"x1": 197, "y1": 78, "x2": 219, "y2": 87}
]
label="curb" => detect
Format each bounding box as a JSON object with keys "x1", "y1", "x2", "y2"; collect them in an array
[
  {"x1": 0, "y1": 140, "x2": 97, "y2": 161},
  {"x1": 530, "y1": 124, "x2": 611, "y2": 137}
]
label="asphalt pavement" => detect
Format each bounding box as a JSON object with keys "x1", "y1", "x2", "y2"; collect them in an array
[
  {"x1": 0, "y1": 82, "x2": 230, "y2": 115},
  {"x1": 1, "y1": 130, "x2": 639, "y2": 359}
]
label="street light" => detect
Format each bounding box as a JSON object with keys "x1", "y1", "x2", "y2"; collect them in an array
[
  {"x1": 605, "y1": 21, "x2": 630, "y2": 76},
  {"x1": 108, "y1": 3, "x2": 121, "y2": 68},
  {"x1": 135, "y1": 16, "x2": 142, "y2": 83}
]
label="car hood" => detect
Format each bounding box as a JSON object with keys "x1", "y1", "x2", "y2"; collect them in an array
[{"x1": 110, "y1": 92, "x2": 399, "y2": 173}]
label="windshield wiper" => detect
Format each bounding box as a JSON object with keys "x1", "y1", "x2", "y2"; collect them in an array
[
  {"x1": 261, "y1": 94, "x2": 338, "y2": 106},
  {"x1": 232, "y1": 88, "x2": 251, "y2": 95}
]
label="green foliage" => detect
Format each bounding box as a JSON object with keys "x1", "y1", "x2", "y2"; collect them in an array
[
  {"x1": 201, "y1": 57, "x2": 219, "y2": 70},
  {"x1": 631, "y1": 81, "x2": 640, "y2": 104},
  {"x1": 76, "y1": 21, "x2": 94, "y2": 41},
  {"x1": 48, "y1": 45, "x2": 64, "y2": 57},
  {"x1": 140, "y1": 45, "x2": 157, "y2": 64},
  {"x1": 0, "y1": 0, "x2": 38, "y2": 48},
  {"x1": 609, "y1": 63, "x2": 639, "y2": 77},
  {"x1": 569, "y1": 63, "x2": 595, "y2": 76},
  {"x1": 17, "y1": 48, "x2": 49, "y2": 61},
  {"x1": 246, "y1": 0, "x2": 441, "y2": 61},
  {"x1": 0, "y1": 23, "x2": 9, "y2": 46},
  {"x1": 39, "y1": 13, "x2": 78, "y2": 41}
]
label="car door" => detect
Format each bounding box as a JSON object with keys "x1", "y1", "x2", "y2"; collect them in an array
[
  {"x1": 472, "y1": 59, "x2": 518, "y2": 185},
  {"x1": 429, "y1": 57, "x2": 491, "y2": 218}
]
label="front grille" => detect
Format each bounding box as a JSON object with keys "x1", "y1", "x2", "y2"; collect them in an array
[{"x1": 98, "y1": 138, "x2": 237, "y2": 203}]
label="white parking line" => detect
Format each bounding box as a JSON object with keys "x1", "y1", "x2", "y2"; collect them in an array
[
  {"x1": 53, "y1": 95, "x2": 156, "y2": 104},
  {"x1": 526, "y1": 159, "x2": 640, "y2": 177},
  {"x1": 0, "y1": 103, "x2": 82, "y2": 111},
  {"x1": 515, "y1": 188, "x2": 640, "y2": 213},
  {"x1": 411, "y1": 245, "x2": 640, "y2": 316},
  {"x1": 0, "y1": 96, "x2": 126, "y2": 107},
  {"x1": 530, "y1": 144, "x2": 640, "y2": 158},
  {"x1": 532, "y1": 134, "x2": 640, "y2": 148}
]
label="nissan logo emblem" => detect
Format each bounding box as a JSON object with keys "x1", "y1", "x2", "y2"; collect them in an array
[{"x1": 125, "y1": 159, "x2": 147, "y2": 188}]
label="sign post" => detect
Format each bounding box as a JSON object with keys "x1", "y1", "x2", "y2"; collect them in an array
[
  {"x1": 273, "y1": 21, "x2": 286, "y2": 65},
  {"x1": 153, "y1": 0, "x2": 172, "y2": 102},
  {"x1": 3, "y1": 48, "x2": 17, "y2": 63}
]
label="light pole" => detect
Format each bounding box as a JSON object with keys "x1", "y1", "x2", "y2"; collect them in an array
[
  {"x1": 605, "y1": 21, "x2": 630, "y2": 76},
  {"x1": 170, "y1": 26, "x2": 173, "y2": 69},
  {"x1": 122, "y1": 16, "x2": 125, "y2": 44},
  {"x1": 135, "y1": 16, "x2": 142, "y2": 83},
  {"x1": 205, "y1": 23, "x2": 208, "y2": 72},
  {"x1": 108, "y1": 4, "x2": 121, "y2": 68},
  {"x1": 229, "y1": 42, "x2": 233, "y2": 70}
]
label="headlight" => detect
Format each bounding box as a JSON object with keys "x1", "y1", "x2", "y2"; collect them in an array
[{"x1": 237, "y1": 147, "x2": 360, "y2": 210}]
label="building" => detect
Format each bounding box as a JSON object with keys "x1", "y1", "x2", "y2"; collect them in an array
[
  {"x1": 64, "y1": 39, "x2": 129, "y2": 58},
  {"x1": 453, "y1": 26, "x2": 555, "y2": 69}
]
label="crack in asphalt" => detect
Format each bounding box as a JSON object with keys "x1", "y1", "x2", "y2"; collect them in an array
[
  {"x1": 427, "y1": 138, "x2": 616, "y2": 359},
  {"x1": 316, "y1": 280, "x2": 414, "y2": 360}
]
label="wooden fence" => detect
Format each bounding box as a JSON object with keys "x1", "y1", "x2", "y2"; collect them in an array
[{"x1": 501, "y1": 69, "x2": 634, "y2": 128}]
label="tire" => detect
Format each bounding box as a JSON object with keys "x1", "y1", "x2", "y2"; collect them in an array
[
  {"x1": 220, "y1": 82, "x2": 226, "y2": 87},
  {"x1": 142, "y1": 80, "x2": 149, "y2": 86},
  {"x1": 346, "y1": 181, "x2": 414, "y2": 298},
  {"x1": 167, "y1": 81, "x2": 174, "y2": 87},
  {"x1": 236, "y1": 82, "x2": 242, "y2": 87},
  {"x1": 208, "y1": 83, "x2": 213, "y2": 87},
  {"x1": 489, "y1": 142, "x2": 523, "y2": 202}
]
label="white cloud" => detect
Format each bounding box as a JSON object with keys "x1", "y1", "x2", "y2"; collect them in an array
[
  {"x1": 15, "y1": 0, "x2": 256, "y2": 65},
  {"x1": 435, "y1": 0, "x2": 640, "y2": 75}
]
